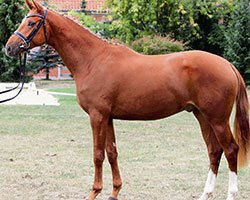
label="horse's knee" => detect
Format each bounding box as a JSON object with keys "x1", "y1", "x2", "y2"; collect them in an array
[
  {"x1": 94, "y1": 149, "x2": 105, "y2": 166},
  {"x1": 106, "y1": 144, "x2": 118, "y2": 164}
]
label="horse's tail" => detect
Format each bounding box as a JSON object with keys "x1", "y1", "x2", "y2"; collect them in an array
[{"x1": 231, "y1": 65, "x2": 250, "y2": 168}]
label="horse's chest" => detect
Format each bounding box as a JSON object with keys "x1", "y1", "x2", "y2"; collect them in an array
[{"x1": 76, "y1": 85, "x2": 111, "y2": 114}]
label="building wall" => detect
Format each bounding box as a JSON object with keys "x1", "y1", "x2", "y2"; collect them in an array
[
  {"x1": 34, "y1": 66, "x2": 72, "y2": 80},
  {"x1": 37, "y1": 0, "x2": 106, "y2": 12}
]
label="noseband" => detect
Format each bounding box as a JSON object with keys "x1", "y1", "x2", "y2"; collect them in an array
[
  {"x1": 14, "y1": 8, "x2": 48, "y2": 50},
  {"x1": 0, "y1": 8, "x2": 47, "y2": 104}
]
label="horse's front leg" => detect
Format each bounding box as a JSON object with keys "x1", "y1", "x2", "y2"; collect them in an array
[
  {"x1": 88, "y1": 111, "x2": 108, "y2": 200},
  {"x1": 105, "y1": 119, "x2": 122, "y2": 200}
]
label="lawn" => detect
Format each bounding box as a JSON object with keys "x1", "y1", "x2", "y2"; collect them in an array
[{"x1": 0, "y1": 82, "x2": 249, "y2": 200}]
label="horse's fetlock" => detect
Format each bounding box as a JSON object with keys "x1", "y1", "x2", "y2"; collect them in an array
[
  {"x1": 92, "y1": 185, "x2": 103, "y2": 193},
  {"x1": 113, "y1": 181, "x2": 122, "y2": 190}
]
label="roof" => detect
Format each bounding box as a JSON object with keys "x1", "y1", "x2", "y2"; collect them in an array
[{"x1": 37, "y1": 0, "x2": 106, "y2": 11}]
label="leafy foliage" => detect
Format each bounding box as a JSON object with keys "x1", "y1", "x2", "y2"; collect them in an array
[
  {"x1": 223, "y1": 0, "x2": 250, "y2": 79},
  {"x1": 107, "y1": 0, "x2": 234, "y2": 55},
  {"x1": 0, "y1": 0, "x2": 25, "y2": 82},
  {"x1": 69, "y1": 11, "x2": 101, "y2": 33},
  {"x1": 180, "y1": 1, "x2": 234, "y2": 55},
  {"x1": 106, "y1": 0, "x2": 158, "y2": 43},
  {"x1": 69, "y1": 10, "x2": 184, "y2": 55},
  {"x1": 68, "y1": 11, "x2": 113, "y2": 38},
  {"x1": 131, "y1": 35, "x2": 184, "y2": 55}
]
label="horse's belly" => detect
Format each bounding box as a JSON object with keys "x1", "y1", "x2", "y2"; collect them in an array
[{"x1": 111, "y1": 96, "x2": 183, "y2": 120}]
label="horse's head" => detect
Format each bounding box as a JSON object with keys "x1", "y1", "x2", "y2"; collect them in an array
[{"x1": 5, "y1": 0, "x2": 49, "y2": 57}]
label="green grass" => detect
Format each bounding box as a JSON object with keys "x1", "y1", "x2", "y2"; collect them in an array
[
  {"x1": 49, "y1": 87, "x2": 76, "y2": 94},
  {"x1": 0, "y1": 84, "x2": 250, "y2": 200}
]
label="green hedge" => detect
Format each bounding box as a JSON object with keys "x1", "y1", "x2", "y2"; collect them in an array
[{"x1": 131, "y1": 35, "x2": 184, "y2": 55}]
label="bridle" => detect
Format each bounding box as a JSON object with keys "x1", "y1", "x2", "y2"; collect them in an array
[
  {"x1": 0, "y1": 8, "x2": 48, "y2": 104},
  {"x1": 15, "y1": 8, "x2": 48, "y2": 50}
]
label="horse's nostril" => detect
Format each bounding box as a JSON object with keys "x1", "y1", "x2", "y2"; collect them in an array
[
  {"x1": 5, "y1": 44, "x2": 17, "y2": 57},
  {"x1": 5, "y1": 45, "x2": 12, "y2": 53}
]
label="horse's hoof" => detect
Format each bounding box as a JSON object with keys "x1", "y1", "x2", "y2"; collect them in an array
[{"x1": 108, "y1": 197, "x2": 117, "y2": 200}]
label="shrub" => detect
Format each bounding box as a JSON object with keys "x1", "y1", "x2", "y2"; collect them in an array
[
  {"x1": 131, "y1": 35, "x2": 185, "y2": 55},
  {"x1": 223, "y1": 0, "x2": 250, "y2": 80}
]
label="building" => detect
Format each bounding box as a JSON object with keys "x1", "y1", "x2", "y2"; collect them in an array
[
  {"x1": 34, "y1": 0, "x2": 106, "y2": 80},
  {"x1": 37, "y1": 0, "x2": 107, "y2": 21},
  {"x1": 37, "y1": 0, "x2": 105, "y2": 11}
]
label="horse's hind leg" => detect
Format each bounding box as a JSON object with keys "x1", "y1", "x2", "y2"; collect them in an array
[
  {"x1": 194, "y1": 110, "x2": 223, "y2": 200},
  {"x1": 209, "y1": 121, "x2": 239, "y2": 200},
  {"x1": 105, "y1": 119, "x2": 122, "y2": 200}
]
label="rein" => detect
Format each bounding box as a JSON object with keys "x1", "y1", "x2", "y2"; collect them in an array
[
  {"x1": 0, "y1": 8, "x2": 47, "y2": 104},
  {"x1": 0, "y1": 53, "x2": 27, "y2": 103}
]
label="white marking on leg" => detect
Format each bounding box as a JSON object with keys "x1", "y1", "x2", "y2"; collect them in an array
[
  {"x1": 226, "y1": 171, "x2": 238, "y2": 200},
  {"x1": 198, "y1": 169, "x2": 216, "y2": 200}
]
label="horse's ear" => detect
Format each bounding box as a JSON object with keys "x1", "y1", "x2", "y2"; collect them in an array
[
  {"x1": 25, "y1": 0, "x2": 35, "y2": 10},
  {"x1": 32, "y1": 0, "x2": 44, "y2": 14}
]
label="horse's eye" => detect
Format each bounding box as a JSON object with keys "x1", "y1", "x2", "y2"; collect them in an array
[{"x1": 28, "y1": 21, "x2": 36, "y2": 27}]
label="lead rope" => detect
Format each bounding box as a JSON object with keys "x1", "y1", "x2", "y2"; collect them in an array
[{"x1": 0, "y1": 52, "x2": 27, "y2": 103}]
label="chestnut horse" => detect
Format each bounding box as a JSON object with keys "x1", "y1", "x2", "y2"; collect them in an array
[{"x1": 5, "y1": 1, "x2": 250, "y2": 200}]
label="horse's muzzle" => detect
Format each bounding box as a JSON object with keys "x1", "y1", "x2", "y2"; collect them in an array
[{"x1": 5, "y1": 42, "x2": 21, "y2": 58}]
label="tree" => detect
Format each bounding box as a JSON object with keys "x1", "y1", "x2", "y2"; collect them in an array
[
  {"x1": 81, "y1": 0, "x2": 87, "y2": 12},
  {"x1": 107, "y1": 0, "x2": 235, "y2": 55},
  {"x1": 28, "y1": 46, "x2": 63, "y2": 80},
  {"x1": 177, "y1": 1, "x2": 234, "y2": 55},
  {"x1": 106, "y1": 0, "x2": 158, "y2": 43},
  {"x1": 0, "y1": 0, "x2": 26, "y2": 82},
  {"x1": 224, "y1": 0, "x2": 250, "y2": 80},
  {"x1": 68, "y1": 11, "x2": 113, "y2": 38}
]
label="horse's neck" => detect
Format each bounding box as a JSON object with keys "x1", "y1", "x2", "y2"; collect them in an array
[{"x1": 47, "y1": 10, "x2": 108, "y2": 76}]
